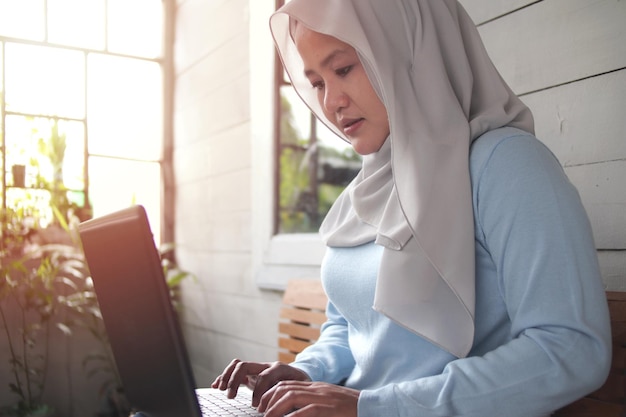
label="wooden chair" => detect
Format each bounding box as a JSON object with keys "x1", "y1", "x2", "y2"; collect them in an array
[
  {"x1": 553, "y1": 291, "x2": 626, "y2": 416},
  {"x1": 278, "y1": 279, "x2": 328, "y2": 363},
  {"x1": 277, "y1": 281, "x2": 625, "y2": 415}
]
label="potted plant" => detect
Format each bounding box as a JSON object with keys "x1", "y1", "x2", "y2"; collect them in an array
[
  {"x1": 11, "y1": 164, "x2": 26, "y2": 188},
  {"x1": 1, "y1": 204, "x2": 193, "y2": 417},
  {"x1": 0, "y1": 208, "x2": 87, "y2": 417}
]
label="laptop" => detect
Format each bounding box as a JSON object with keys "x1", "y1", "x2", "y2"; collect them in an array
[{"x1": 78, "y1": 205, "x2": 262, "y2": 417}]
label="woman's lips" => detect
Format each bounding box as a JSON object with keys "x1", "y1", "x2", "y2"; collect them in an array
[{"x1": 342, "y1": 118, "x2": 364, "y2": 136}]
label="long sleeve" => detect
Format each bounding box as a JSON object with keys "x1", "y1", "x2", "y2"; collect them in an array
[
  {"x1": 357, "y1": 129, "x2": 612, "y2": 417},
  {"x1": 289, "y1": 300, "x2": 356, "y2": 384}
]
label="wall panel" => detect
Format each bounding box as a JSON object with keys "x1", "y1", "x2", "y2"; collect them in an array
[
  {"x1": 461, "y1": 0, "x2": 537, "y2": 24},
  {"x1": 474, "y1": 0, "x2": 626, "y2": 290},
  {"x1": 477, "y1": 0, "x2": 626, "y2": 95},
  {"x1": 524, "y1": 69, "x2": 626, "y2": 167},
  {"x1": 566, "y1": 161, "x2": 626, "y2": 250}
]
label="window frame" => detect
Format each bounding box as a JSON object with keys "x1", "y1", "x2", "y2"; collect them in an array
[
  {"x1": 250, "y1": 0, "x2": 325, "y2": 290},
  {"x1": 0, "y1": 0, "x2": 174, "y2": 245}
]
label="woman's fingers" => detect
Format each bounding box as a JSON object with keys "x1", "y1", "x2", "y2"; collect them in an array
[
  {"x1": 211, "y1": 358, "x2": 241, "y2": 389},
  {"x1": 258, "y1": 381, "x2": 359, "y2": 417},
  {"x1": 251, "y1": 362, "x2": 310, "y2": 406},
  {"x1": 226, "y1": 361, "x2": 275, "y2": 398},
  {"x1": 211, "y1": 360, "x2": 310, "y2": 404},
  {"x1": 213, "y1": 363, "x2": 361, "y2": 417},
  {"x1": 211, "y1": 359, "x2": 272, "y2": 398}
]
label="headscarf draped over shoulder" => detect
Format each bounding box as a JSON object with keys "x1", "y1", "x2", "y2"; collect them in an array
[{"x1": 270, "y1": 0, "x2": 534, "y2": 358}]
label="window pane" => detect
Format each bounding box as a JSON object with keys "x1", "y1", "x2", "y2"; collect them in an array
[
  {"x1": 88, "y1": 156, "x2": 161, "y2": 241},
  {"x1": 107, "y1": 0, "x2": 163, "y2": 59},
  {"x1": 5, "y1": 116, "x2": 86, "y2": 222},
  {"x1": 5, "y1": 115, "x2": 85, "y2": 190},
  {"x1": 6, "y1": 187, "x2": 88, "y2": 224},
  {"x1": 277, "y1": 87, "x2": 360, "y2": 234},
  {"x1": 0, "y1": 0, "x2": 166, "y2": 237},
  {"x1": 87, "y1": 54, "x2": 163, "y2": 160},
  {"x1": 47, "y1": 0, "x2": 106, "y2": 50},
  {"x1": 4, "y1": 43, "x2": 85, "y2": 118},
  {"x1": 6, "y1": 188, "x2": 55, "y2": 224},
  {"x1": 316, "y1": 121, "x2": 361, "y2": 214},
  {"x1": 282, "y1": 87, "x2": 311, "y2": 139},
  {"x1": 0, "y1": 0, "x2": 45, "y2": 41}
]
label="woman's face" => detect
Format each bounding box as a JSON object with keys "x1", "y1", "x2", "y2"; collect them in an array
[{"x1": 293, "y1": 24, "x2": 389, "y2": 155}]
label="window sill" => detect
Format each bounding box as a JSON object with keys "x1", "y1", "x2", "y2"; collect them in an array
[{"x1": 255, "y1": 233, "x2": 325, "y2": 290}]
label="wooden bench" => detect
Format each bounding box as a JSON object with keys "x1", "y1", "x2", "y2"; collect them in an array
[
  {"x1": 278, "y1": 280, "x2": 625, "y2": 414},
  {"x1": 278, "y1": 279, "x2": 328, "y2": 363},
  {"x1": 553, "y1": 291, "x2": 626, "y2": 416}
]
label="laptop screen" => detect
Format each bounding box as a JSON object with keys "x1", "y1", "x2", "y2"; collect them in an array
[{"x1": 79, "y1": 205, "x2": 202, "y2": 417}]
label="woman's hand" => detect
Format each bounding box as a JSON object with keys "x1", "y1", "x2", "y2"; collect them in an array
[
  {"x1": 211, "y1": 359, "x2": 311, "y2": 406},
  {"x1": 258, "y1": 381, "x2": 359, "y2": 417}
]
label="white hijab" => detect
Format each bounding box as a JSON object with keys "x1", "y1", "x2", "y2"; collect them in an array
[{"x1": 270, "y1": 0, "x2": 534, "y2": 358}]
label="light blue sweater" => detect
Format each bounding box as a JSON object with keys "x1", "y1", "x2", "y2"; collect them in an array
[{"x1": 291, "y1": 128, "x2": 611, "y2": 417}]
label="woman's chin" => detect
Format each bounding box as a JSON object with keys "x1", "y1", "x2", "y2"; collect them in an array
[{"x1": 349, "y1": 138, "x2": 385, "y2": 156}]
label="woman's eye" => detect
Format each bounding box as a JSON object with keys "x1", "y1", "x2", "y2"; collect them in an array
[
  {"x1": 336, "y1": 65, "x2": 352, "y2": 77},
  {"x1": 311, "y1": 81, "x2": 324, "y2": 90}
]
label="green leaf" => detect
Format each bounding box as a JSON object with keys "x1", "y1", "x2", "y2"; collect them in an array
[
  {"x1": 51, "y1": 205, "x2": 69, "y2": 232},
  {"x1": 166, "y1": 271, "x2": 188, "y2": 287}
]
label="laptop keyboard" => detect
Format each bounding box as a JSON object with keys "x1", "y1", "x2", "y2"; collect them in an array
[{"x1": 198, "y1": 389, "x2": 263, "y2": 416}]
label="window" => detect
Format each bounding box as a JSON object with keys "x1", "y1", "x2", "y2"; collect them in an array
[
  {"x1": 251, "y1": 0, "x2": 360, "y2": 288},
  {"x1": 0, "y1": 0, "x2": 167, "y2": 242},
  {"x1": 273, "y1": 0, "x2": 360, "y2": 235}
]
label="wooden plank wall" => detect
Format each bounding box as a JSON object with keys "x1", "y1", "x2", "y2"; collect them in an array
[
  {"x1": 461, "y1": 0, "x2": 626, "y2": 290},
  {"x1": 173, "y1": 0, "x2": 283, "y2": 386}
]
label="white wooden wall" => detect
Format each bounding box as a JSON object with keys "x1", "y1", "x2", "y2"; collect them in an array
[
  {"x1": 173, "y1": 0, "x2": 626, "y2": 386},
  {"x1": 461, "y1": 0, "x2": 626, "y2": 290},
  {"x1": 173, "y1": 0, "x2": 282, "y2": 386}
]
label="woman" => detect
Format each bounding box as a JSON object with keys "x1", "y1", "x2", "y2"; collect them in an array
[{"x1": 212, "y1": 1, "x2": 611, "y2": 416}]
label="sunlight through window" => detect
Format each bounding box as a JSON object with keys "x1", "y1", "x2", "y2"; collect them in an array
[
  {"x1": 5, "y1": 43, "x2": 85, "y2": 118},
  {"x1": 48, "y1": 0, "x2": 106, "y2": 50},
  {"x1": 0, "y1": 0, "x2": 165, "y2": 242}
]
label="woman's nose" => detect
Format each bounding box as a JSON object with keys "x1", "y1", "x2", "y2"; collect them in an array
[{"x1": 323, "y1": 84, "x2": 349, "y2": 113}]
